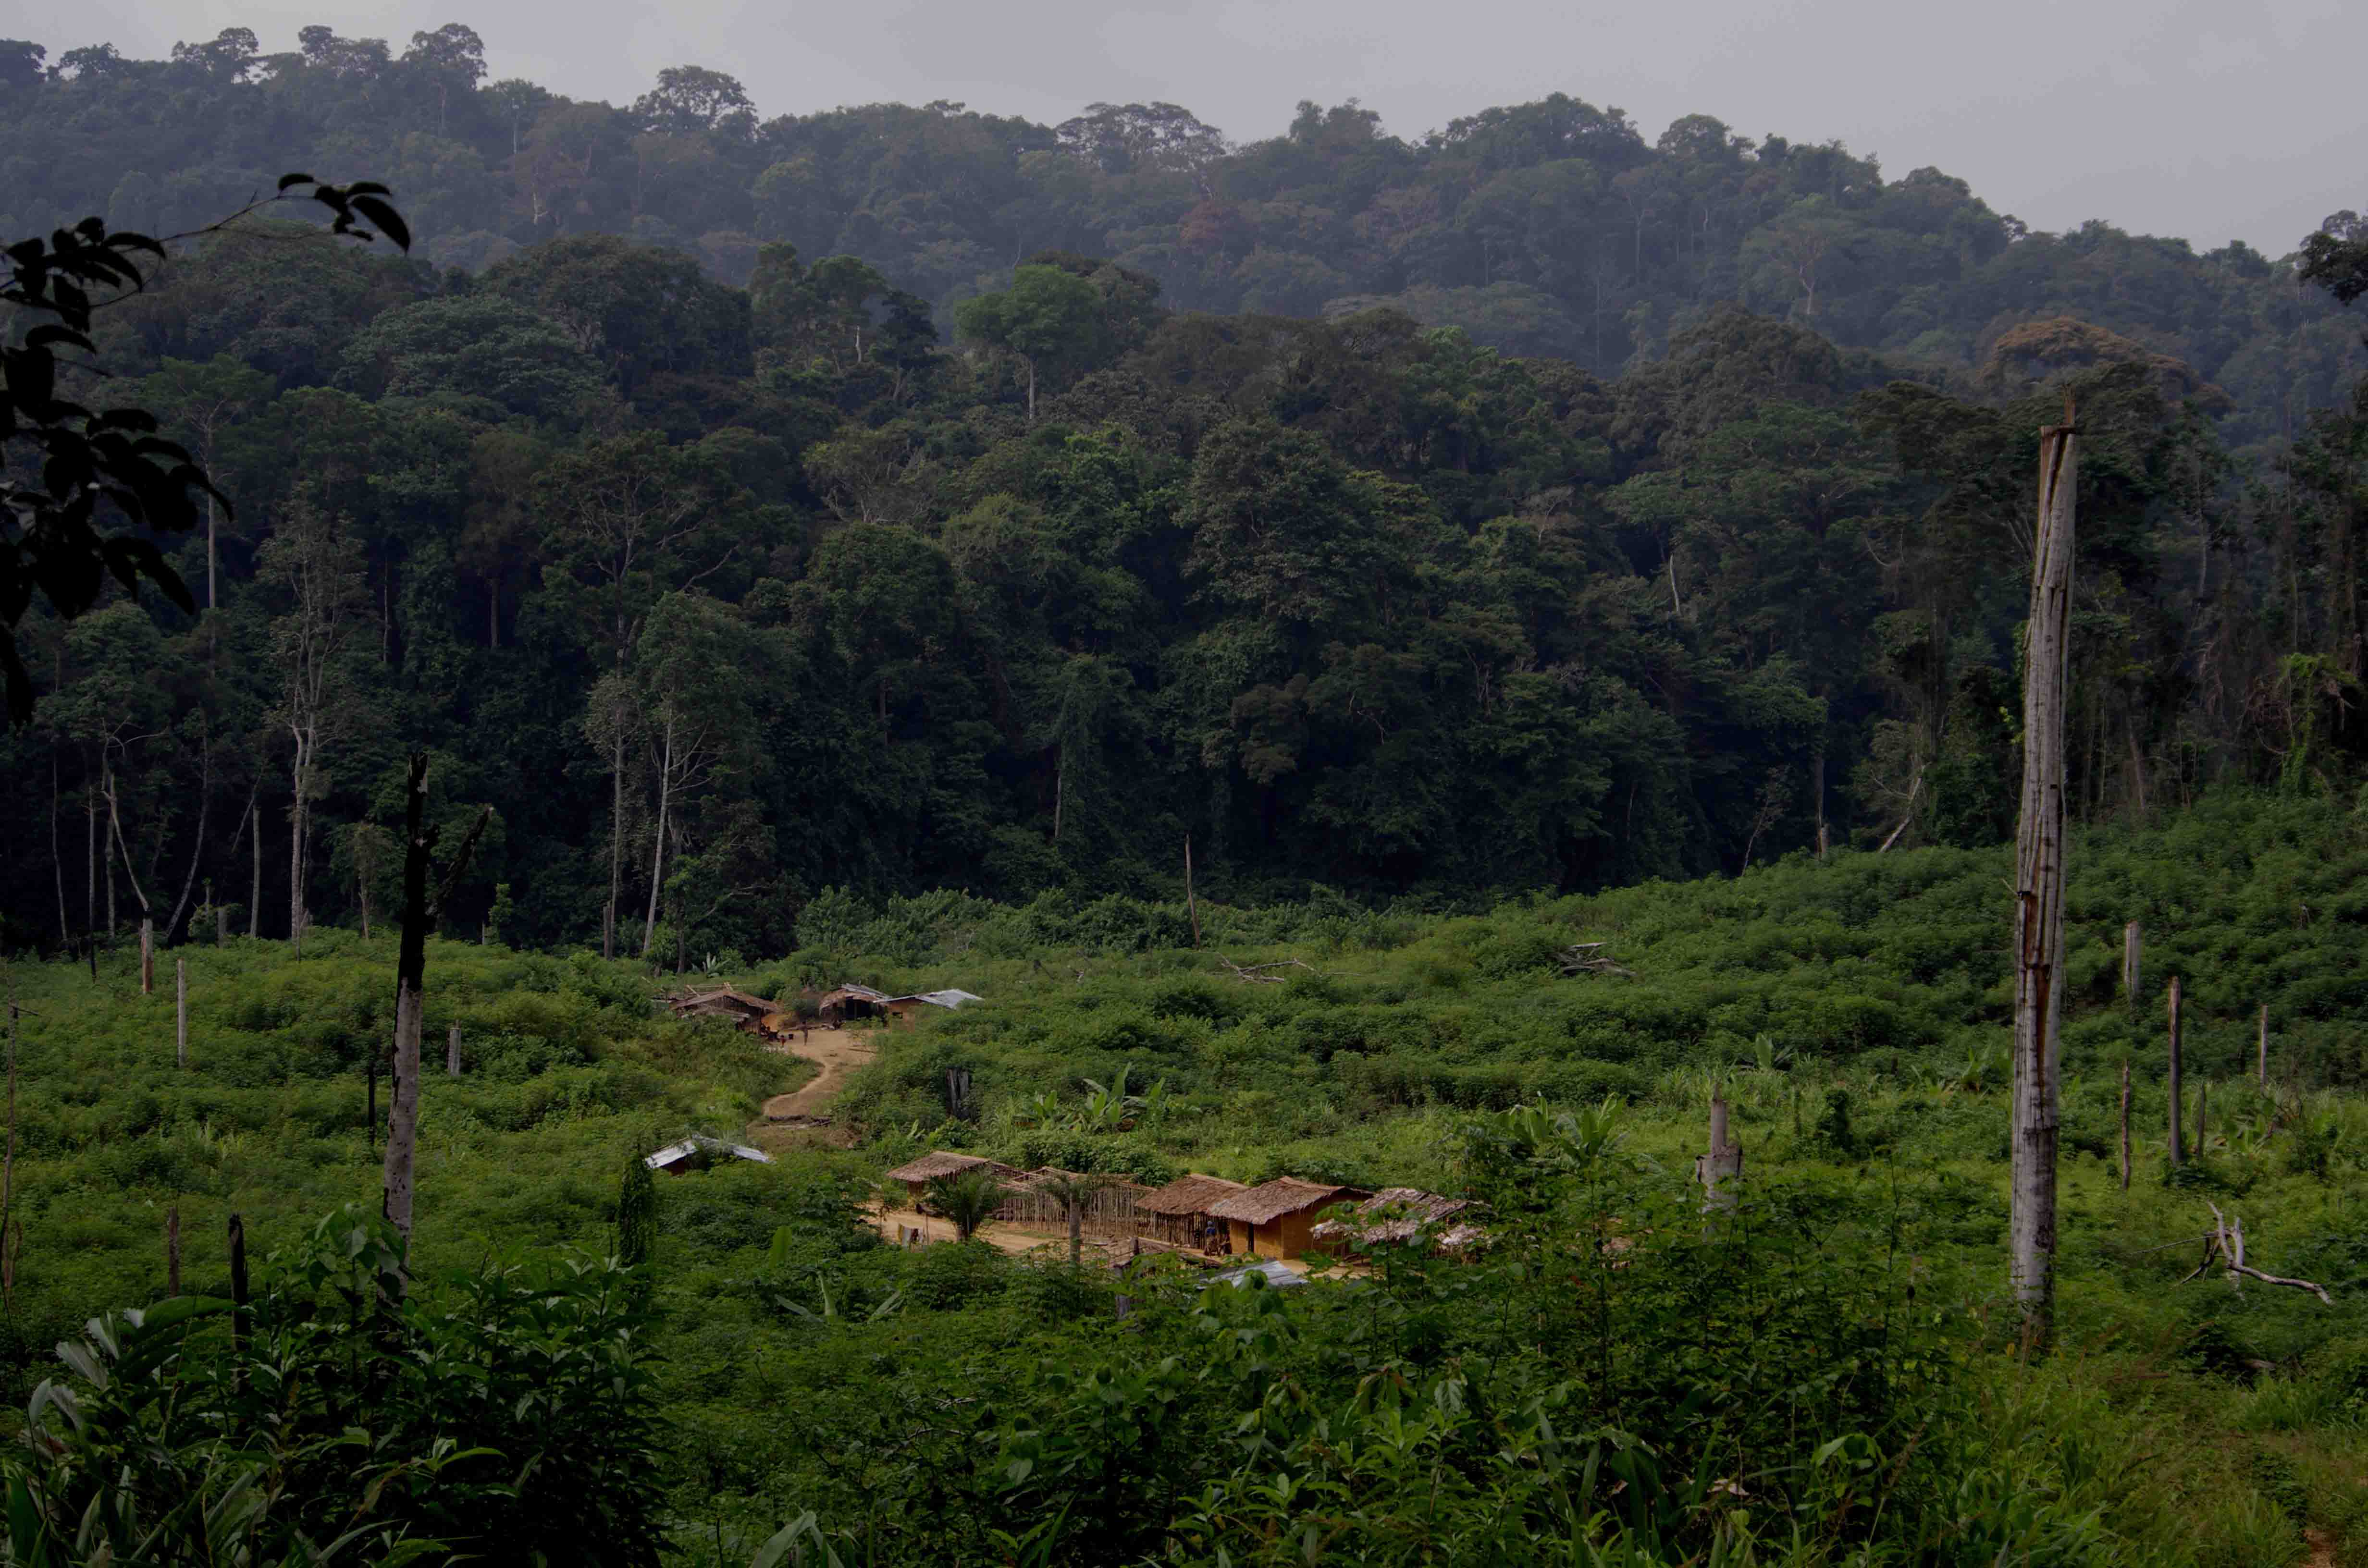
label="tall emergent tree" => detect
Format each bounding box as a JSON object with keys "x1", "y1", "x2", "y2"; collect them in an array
[
  {"x1": 259, "y1": 500, "x2": 367, "y2": 954},
  {"x1": 2009, "y1": 400, "x2": 2076, "y2": 1348}
]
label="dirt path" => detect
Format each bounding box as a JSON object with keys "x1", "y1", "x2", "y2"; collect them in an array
[{"x1": 758, "y1": 1025, "x2": 879, "y2": 1125}]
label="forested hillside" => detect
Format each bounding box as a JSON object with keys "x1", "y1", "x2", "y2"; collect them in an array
[
  {"x1": 2, "y1": 27, "x2": 2362, "y2": 446},
  {"x1": 5, "y1": 25, "x2": 2368, "y2": 963}
]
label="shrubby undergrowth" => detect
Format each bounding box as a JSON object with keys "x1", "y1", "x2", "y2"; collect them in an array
[{"x1": 5, "y1": 791, "x2": 2368, "y2": 1563}]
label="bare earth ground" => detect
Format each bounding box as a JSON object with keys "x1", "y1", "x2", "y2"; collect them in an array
[
  {"x1": 743, "y1": 1024, "x2": 880, "y2": 1152},
  {"x1": 760, "y1": 1023, "x2": 879, "y2": 1120}
]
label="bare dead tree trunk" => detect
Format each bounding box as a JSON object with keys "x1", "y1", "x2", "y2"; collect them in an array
[
  {"x1": 641, "y1": 714, "x2": 674, "y2": 959},
  {"x1": 163, "y1": 730, "x2": 212, "y2": 945},
  {"x1": 2118, "y1": 1060, "x2": 2132, "y2": 1192},
  {"x1": 101, "y1": 761, "x2": 154, "y2": 992},
  {"x1": 176, "y1": 959, "x2": 187, "y2": 1068},
  {"x1": 447, "y1": 1023, "x2": 461, "y2": 1077},
  {"x1": 50, "y1": 751, "x2": 68, "y2": 947},
  {"x1": 2010, "y1": 401, "x2": 2076, "y2": 1350},
  {"x1": 165, "y1": 1205, "x2": 180, "y2": 1296},
  {"x1": 1185, "y1": 834, "x2": 1201, "y2": 949},
  {"x1": 1695, "y1": 1089, "x2": 1742, "y2": 1212},
  {"x1": 604, "y1": 723, "x2": 626, "y2": 961},
  {"x1": 2122, "y1": 920, "x2": 2141, "y2": 1003},
  {"x1": 384, "y1": 755, "x2": 432, "y2": 1247},
  {"x1": 1813, "y1": 749, "x2": 1827, "y2": 859},
  {"x1": 289, "y1": 741, "x2": 309, "y2": 958},
  {"x1": 383, "y1": 758, "x2": 490, "y2": 1257},
  {"x1": 2167, "y1": 974, "x2": 2185, "y2": 1168}
]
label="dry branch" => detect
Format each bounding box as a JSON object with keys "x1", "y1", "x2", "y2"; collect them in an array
[
  {"x1": 2175, "y1": 1204, "x2": 2332, "y2": 1304},
  {"x1": 1557, "y1": 943, "x2": 1634, "y2": 979},
  {"x1": 1214, "y1": 955, "x2": 1326, "y2": 984}
]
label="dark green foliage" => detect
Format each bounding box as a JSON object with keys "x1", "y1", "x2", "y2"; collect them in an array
[
  {"x1": 2, "y1": 1205, "x2": 663, "y2": 1565},
  {"x1": 9, "y1": 50, "x2": 2368, "y2": 956},
  {"x1": 617, "y1": 1152, "x2": 657, "y2": 1267},
  {"x1": 1814, "y1": 1087, "x2": 1858, "y2": 1153},
  {"x1": 922, "y1": 1166, "x2": 1005, "y2": 1241}
]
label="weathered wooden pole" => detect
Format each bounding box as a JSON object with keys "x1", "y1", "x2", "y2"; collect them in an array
[
  {"x1": 2122, "y1": 920, "x2": 2142, "y2": 1002},
  {"x1": 2010, "y1": 396, "x2": 2077, "y2": 1348},
  {"x1": 2257, "y1": 1004, "x2": 2269, "y2": 1092},
  {"x1": 175, "y1": 958, "x2": 188, "y2": 1069},
  {"x1": 1695, "y1": 1087, "x2": 1743, "y2": 1212},
  {"x1": 2166, "y1": 975, "x2": 2184, "y2": 1168},
  {"x1": 446, "y1": 1022, "x2": 462, "y2": 1077},
  {"x1": 2118, "y1": 1060, "x2": 2132, "y2": 1192}
]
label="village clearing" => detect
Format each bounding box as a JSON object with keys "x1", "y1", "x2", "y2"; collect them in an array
[{"x1": 750, "y1": 1024, "x2": 877, "y2": 1144}]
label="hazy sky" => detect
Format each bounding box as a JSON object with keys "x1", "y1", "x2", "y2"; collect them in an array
[{"x1": 19, "y1": 0, "x2": 2365, "y2": 253}]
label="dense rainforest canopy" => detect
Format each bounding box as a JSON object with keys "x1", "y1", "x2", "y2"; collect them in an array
[{"x1": 4, "y1": 25, "x2": 2368, "y2": 961}]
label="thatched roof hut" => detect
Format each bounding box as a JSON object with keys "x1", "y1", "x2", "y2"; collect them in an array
[
  {"x1": 1310, "y1": 1187, "x2": 1487, "y2": 1253},
  {"x1": 883, "y1": 1151, "x2": 1019, "y2": 1186},
  {"x1": 1135, "y1": 1173, "x2": 1246, "y2": 1249},
  {"x1": 815, "y1": 983, "x2": 891, "y2": 1021},
  {"x1": 667, "y1": 988, "x2": 779, "y2": 1032},
  {"x1": 1137, "y1": 1173, "x2": 1247, "y2": 1216},
  {"x1": 1208, "y1": 1177, "x2": 1370, "y2": 1260}
]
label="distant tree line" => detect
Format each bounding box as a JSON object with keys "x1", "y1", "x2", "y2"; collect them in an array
[{"x1": 4, "y1": 31, "x2": 2368, "y2": 959}]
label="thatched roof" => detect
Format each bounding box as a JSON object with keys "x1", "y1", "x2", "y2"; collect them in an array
[
  {"x1": 1136, "y1": 1173, "x2": 1248, "y2": 1217},
  {"x1": 669, "y1": 987, "x2": 775, "y2": 1015},
  {"x1": 816, "y1": 983, "x2": 890, "y2": 1010},
  {"x1": 882, "y1": 1151, "x2": 1019, "y2": 1184},
  {"x1": 1310, "y1": 1187, "x2": 1484, "y2": 1246},
  {"x1": 1208, "y1": 1177, "x2": 1366, "y2": 1226}
]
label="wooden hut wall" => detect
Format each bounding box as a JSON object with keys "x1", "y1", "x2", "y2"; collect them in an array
[{"x1": 997, "y1": 1184, "x2": 1141, "y2": 1240}]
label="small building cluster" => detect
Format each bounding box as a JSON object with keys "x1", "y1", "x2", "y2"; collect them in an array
[
  {"x1": 664, "y1": 982, "x2": 986, "y2": 1041},
  {"x1": 879, "y1": 1152, "x2": 1483, "y2": 1264}
]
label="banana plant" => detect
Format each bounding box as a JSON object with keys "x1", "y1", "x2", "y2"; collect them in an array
[{"x1": 779, "y1": 1272, "x2": 904, "y2": 1324}]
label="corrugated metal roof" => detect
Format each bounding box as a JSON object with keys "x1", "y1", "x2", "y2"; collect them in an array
[
  {"x1": 643, "y1": 1135, "x2": 774, "y2": 1170},
  {"x1": 1209, "y1": 1258, "x2": 1307, "y2": 1289},
  {"x1": 1309, "y1": 1188, "x2": 1484, "y2": 1246},
  {"x1": 885, "y1": 989, "x2": 985, "y2": 1009}
]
